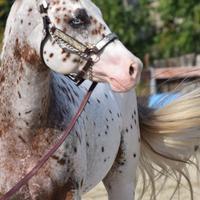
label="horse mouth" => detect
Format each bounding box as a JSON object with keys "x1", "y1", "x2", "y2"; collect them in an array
[
  {"x1": 109, "y1": 78, "x2": 134, "y2": 92},
  {"x1": 91, "y1": 71, "x2": 135, "y2": 92}
]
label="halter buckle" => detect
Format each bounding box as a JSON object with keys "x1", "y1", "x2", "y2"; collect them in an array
[{"x1": 90, "y1": 54, "x2": 100, "y2": 63}]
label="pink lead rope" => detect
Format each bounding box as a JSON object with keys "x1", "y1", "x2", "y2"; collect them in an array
[{"x1": 0, "y1": 82, "x2": 97, "y2": 200}]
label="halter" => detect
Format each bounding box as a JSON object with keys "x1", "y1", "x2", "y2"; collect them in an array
[{"x1": 39, "y1": 0, "x2": 118, "y2": 85}]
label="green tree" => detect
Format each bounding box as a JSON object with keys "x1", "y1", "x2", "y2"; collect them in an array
[
  {"x1": 153, "y1": 0, "x2": 200, "y2": 59},
  {"x1": 0, "y1": 0, "x2": 12, "y2": 26},
  {"x1": 93, "y1": 0, "x2": 155, "y2": 60},
  {"x1": 0, "y1": 0, "x2": 12, "y2": 46}
]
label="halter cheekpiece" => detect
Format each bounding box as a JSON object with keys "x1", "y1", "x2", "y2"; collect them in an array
[{"x1": 39, "y1": 0, "x2": 118, "y2": 85}]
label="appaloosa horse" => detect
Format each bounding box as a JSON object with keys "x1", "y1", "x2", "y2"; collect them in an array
[
  {"x1": 1, "y1": 0, "x2": 200, "y2": 200},
  {"x1": 0, "y1": 0, "x2": 142, "y2": 199}
]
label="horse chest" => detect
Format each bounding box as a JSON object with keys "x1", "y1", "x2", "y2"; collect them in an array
[{"x1": 46, "y1": 78, "x2": 123, "y2": 189}]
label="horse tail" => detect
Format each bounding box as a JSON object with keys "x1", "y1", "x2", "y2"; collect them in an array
[{"x1": 138, "y1": 86, "x2": 200, "y2": 199}]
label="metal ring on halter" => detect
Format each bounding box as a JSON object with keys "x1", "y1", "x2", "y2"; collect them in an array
[{"x1": 39, "y1": 0, "x2": 118, "y2": 85}]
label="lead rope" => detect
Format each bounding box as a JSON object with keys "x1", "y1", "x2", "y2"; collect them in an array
[{"x1": 0, "y1": 82, "x2": 97, "y2": 200}]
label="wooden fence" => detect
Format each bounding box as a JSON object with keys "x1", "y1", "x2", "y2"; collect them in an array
[{"x1": 153, "y1": 54, "x2": 200, "y2": 68}]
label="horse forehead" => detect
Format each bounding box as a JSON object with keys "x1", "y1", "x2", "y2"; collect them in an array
[
  {"x1": 50, "y1": 0, "x2": 102, "y2": 16},
  {"x1": 79, "y1": 0, "x2": 102, "y2": 16}
]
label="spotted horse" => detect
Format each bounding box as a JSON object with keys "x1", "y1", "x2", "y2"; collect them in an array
[{"x1": 1, "y1": 0, "x2": 200, "y2": 200}]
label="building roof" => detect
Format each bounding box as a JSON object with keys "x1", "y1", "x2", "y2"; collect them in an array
[{"x1": 151, "y1": 67, "x2": 200, "y2": 80}]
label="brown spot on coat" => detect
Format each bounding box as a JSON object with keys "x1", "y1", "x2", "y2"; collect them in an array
[
  {"x1": 18, "y1": 91, "x2": 22, "y2": 99},
  {"x1": 58, "y1": 158, "x2": 66, "y2": 165},
  {"x1": 14, "y1": 39, "x2": 46, "y2": 72},
  {"x1": 21, "y1": 44, "x2": 41, "y2": 66},
  {"x1": 18, "y1": 135, "x2": 26, "y2": 144},
  {"x1": 0, "y1": 74, "x2": 5, "y2": 83}
]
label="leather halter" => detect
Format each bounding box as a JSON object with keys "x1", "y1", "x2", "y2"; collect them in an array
[{"x1": 39, "y1": 0, "x2": 118, "y2": 85}]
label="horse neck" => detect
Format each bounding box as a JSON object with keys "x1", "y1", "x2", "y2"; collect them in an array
[{"x1": 0, "y1": 2, "x2": 50, "y2": 129}]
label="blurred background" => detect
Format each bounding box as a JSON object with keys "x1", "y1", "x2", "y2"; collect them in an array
[{"x1": 0, "y1": 0, "x2": 200, "y2": 98}]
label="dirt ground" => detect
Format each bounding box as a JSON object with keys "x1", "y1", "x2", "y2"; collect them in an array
[{"x1": 83, "y1": 165, "x2": 200, "y2": 200}]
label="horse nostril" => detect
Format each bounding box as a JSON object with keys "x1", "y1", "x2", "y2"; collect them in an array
[{"x1": 129, "y1": 65, "x2": 134, "y2": 76}]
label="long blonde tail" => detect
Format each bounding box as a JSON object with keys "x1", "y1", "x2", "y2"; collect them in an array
[{"x1": 138, "y1": 86, "x2": 200, "y2": 199}]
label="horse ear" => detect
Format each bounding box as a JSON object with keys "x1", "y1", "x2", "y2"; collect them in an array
[
  {"x1": 35, "y1": 0, "x2": 49, "y2": 12},
  {"x1": 36, "y1": 0, "x2": 49, "y2": 4}
]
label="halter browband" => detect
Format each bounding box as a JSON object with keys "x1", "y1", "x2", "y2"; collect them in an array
[{"x1": 39, "y1": 0, "x2": 118, "y2": 85}]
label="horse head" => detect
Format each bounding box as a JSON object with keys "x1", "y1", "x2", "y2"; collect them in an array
[{"x1": 11, "y1": 0, "x2": 143, "y2": 92}]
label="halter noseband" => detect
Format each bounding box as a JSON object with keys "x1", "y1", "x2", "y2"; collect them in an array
[{"x1": 39, "y1": 0, "x2": 118, "y2": 85}]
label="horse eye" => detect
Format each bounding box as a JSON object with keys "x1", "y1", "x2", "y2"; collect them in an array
[
  {"x1": 69, "y1": 18, "x2": 84, "y2": 28},
  {"x1": 69, "y1": 9, "x2": 91, "y2": 29}
]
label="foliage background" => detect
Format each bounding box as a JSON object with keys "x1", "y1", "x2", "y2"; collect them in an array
[
  {"x1": 0, "y1": 0, "x2": 12, "y2": 47},
  {"x1": 153, "y1": 0, "x2": 200, "y2": 59},
  {"x1": 0, "y1": 0, "x2": 200, "y2": 62},
  {"x1": 93, "y1": 0, "x2": 155, "y2": 60}
]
